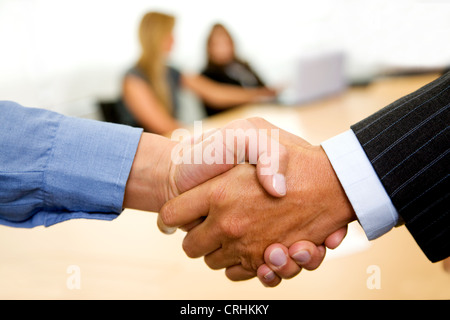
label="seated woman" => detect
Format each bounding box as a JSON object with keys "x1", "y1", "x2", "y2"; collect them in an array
[
  {"x1": 116, "y1": 12, "x2": 276, "y2": 135},
  {"x1": 201, "y1": 23, "x2": 275, "y2": 117}
]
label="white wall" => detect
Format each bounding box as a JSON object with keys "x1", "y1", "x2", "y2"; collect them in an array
[{"x1": 0, "y1": 0, "x2": 449, "y2": 119}]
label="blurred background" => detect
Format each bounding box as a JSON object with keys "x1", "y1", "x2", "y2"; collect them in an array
[{"x1": 1, "y1": 0, "x2": 449, "y2": 121}]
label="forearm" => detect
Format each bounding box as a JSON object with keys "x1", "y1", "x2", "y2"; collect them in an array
[{"x1": 182, "y1": 74, "x2": 268, "y2": 108}]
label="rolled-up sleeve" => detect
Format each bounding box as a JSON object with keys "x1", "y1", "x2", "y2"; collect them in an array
[{"x1": 0, "y1": 101, "x2": 143, "y2": 228}]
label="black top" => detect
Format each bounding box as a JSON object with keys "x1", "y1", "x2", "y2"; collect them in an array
[
  {"x1": 115, "y1": 65, "x2": 181, "y2": 131},
  {"x1": 201, "y1": 60, "x2": 266, "y2": 116}
]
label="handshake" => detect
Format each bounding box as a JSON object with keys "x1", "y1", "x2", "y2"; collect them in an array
[
  {"x1": 123, "y1": 117, "x2": 356, "y2": 287},
  {"x1": 3, "y1": 75, "x2": 446, "y2": 284}
]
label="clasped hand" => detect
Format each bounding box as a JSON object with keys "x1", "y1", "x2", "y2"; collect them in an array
[{"x1": 158, "y1": 118, "x2": 356, "y2": 287}]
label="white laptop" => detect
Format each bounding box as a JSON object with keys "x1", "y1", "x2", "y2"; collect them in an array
[{"x1": 278, "y1": 51, "x2": 347, "y2": 105}]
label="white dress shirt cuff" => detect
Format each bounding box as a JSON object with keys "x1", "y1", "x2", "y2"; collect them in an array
[{"x1": 321, "y1": 130, "x2": 399, "y2": 240}]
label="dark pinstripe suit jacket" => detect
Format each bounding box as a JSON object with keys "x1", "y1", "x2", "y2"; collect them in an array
[{"x1": 351, "y1": 72, "x2": 449, "y2": 263}]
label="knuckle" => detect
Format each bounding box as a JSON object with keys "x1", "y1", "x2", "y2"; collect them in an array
[
  {"x1": 248, "y1": 116, "x2": 266, "y2": 124},
  {"x1": 224, "y1": 118, "x2": 250, "y2": 131},
  {"x1": 235, "y1": 118, "x2": 251, "y2": 128},
  {"x1": 240, "y1": 252, "x2": 264, "y2": 273},
  {"x1": 219, "y1": 214, "x2": 245, "y2": 239},
  {"x1": 248, "y1": 117, "x2": 271, "y2": 129},
  {"x1": 211, "y1": 183, "x2": 227, "y2": 204}
]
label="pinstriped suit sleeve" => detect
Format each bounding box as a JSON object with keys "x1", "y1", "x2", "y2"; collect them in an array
[{"x1": 350, "y1": 72, "x2": 450, "y2": 263}]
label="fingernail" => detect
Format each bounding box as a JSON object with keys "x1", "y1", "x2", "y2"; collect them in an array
[
  {"x1": 263, "y1": 270, "x2": 275, "y2": 281},
  {"x1": 269, "y1": 248, "x2": 287, "y2": 267},
  {"x1": 292, "y1": 250, "x2": 311, "y2": 264},
  {"x1": 157, "y1": 215, "x2": 177, "y2": 235},
  {"x1": 272, "y1": 173, "x2": 286, "y2": 196}
]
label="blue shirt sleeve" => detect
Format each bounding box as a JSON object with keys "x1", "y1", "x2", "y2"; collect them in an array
[{"x1": 0, "y1": 101, "x2": 143, "y2": 228}]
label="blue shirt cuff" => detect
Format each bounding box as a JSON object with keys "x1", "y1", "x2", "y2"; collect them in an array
[
  {"x1": 0, "y1": 101, "x2": 143, "y2": 228},
  {"x1": 38, "y1": 115, "x2": 143, "y2": 227},
  {"x1": 321, "y1": 129, "x2": 399, "y2": 240}
]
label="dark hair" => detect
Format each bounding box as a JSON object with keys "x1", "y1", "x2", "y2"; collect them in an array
[{"x1": 205, "y1": 23, "x2": 244, "y2": 70}]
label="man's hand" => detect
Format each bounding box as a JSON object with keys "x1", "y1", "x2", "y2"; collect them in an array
[
  {"x1": 123, "y1": 118, "x2": 288, "y2": 222},
  {"x1": 159, "y1": 118, "x2": 356, "y2": 280},
  {"x1": 257, "y1": 226, "x2": 348, "y2": 287}
]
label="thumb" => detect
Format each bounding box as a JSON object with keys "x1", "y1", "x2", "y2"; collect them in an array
[
  {"x1": 170, "y1": 119, "x2": 288, "y2": 198},
  {"x1": 254, "y1": 130, "x2": 289, "y2": 198},
  {"x1": 159, "y1": 180, "x2": 211, "y2": 232}
]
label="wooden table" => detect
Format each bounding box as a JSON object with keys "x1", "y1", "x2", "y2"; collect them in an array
[{"x1": 1, "y1": 73, "x2": 448, "y2": 299}]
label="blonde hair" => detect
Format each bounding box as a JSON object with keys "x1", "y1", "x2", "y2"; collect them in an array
[{"x1": 137, "y1": 12, "x2": 175, "y2": 112}]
